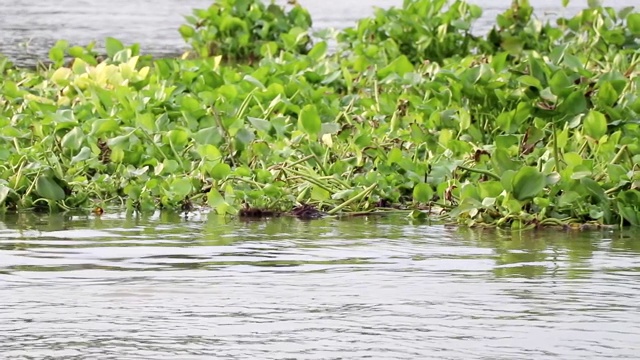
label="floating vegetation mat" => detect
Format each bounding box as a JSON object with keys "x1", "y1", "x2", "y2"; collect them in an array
[{"x1": 1, "y1": 0, "x2": 640, "y2": 228}]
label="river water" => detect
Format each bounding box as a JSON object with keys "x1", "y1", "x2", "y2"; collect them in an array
[
  {"x1": 0, "y1": 0, "x2": 637, "y2": 66},
  {"x1": 1, "y1": 212, "x2": 640, "y2": 359}
]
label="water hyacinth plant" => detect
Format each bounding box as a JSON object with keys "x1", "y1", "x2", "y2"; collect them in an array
[
  {"x1": 179, "y1": 0, "x2": 313, "y2": 62},
  {"x1": 1, "y1": 0, "x2": 640, "y2": 228}
]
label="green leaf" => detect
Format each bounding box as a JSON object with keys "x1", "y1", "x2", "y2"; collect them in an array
[
  {"x1": 320, "y1": 122, "x2": 340, "y2": 136},
  {"x1": 67, "y1": 46, "x2": 85, "y2": 58},
  {"x1": 0, "y1": 184, "x2": 11, "y2": 206},
  {"x1": 581, "y1": 177, "x2": 607, "y2": 203},
  {"x1": 167, "y1": 129, "x2": 190, "y2": 148},
  {"x1": 61, "y1": 127, "x2": 84, "y2": 151},
  {"x1": 210, "y1": 163, "x2": 231, "y2": 180},
  {"x1": 90, "y1": 119, "x2": 120, "y2": 136},
  {"x1": 207, "y1": 189, "x2": 230, "y2": 215},
  {"x1": 387, "y1": 148, "x2": 403, "y2": 165},
  {"x1": 48, "y1": 47, "x2": 65, "y2": 66},
  {"x1": 587, "y1": 0, "x2": 602, "y2": 8},
  {"x1": 194, "y1": 127, "x2": 223, "y2": 146},
  {"x1": 35, "y1": 175, "x2": 66, "y2": 201},
  {"x1": 563, "y1": 54, "x2": 584, "y2": 71},
  {"x1": 628, "y1": 13, "x2": 640, "y2": 36},
  {"x1": 178, "y1": 25, "x2": 195, "y2": 39},
  {"x1": 511, "y1": 166, "x2": 546, "y2": 201},
  {"x1": 469, "y1": 4, "x2": 482, "y2": 18},
  {"x1": 597, "y1": 81, "x2": 618, "y2": 107},
  {"x1": 332, "y1": 189, "x2": 355, "y2": 200},
  {"x1": 378, "y1": 55, "x2": 414, "y2": 78},
  {"x1": 105, "y1": 37, "x2": 124, "y2": 59},
  {"x1": 243, "y1": 75, "x2": 266, "y2": 90},
  {"x1": 558, "y1": 191, "x2": 581, "y2": 207},
  {"x1": 107, "y1": 134, "x2": 131, "y2": 147},
  {"x1": 518, "y1": 75, "x2": 542, "y2": 90},
  {"x1": 492, "y1": 148, "x2": 519, "y2": 175},
  {"x1": 299, "y1": 104, "x2": 321, "y2": 137},
  {"x1": 549, "y1": 70, "x2": 573, "y2": 97},
  {"x1": 583, "y1": 110, "x2": 607, "y2": 139},
  {"x1": 198, "y1": 144, "x2": 222, "y2": 161},
  {"x1": 451, "y1": 19, "x2": 470, "y2": 30},
  {"x1": 311, "y1": 185, "x2": 330, "y2": 201},
  {"x1": 478, "y1": 181, "x2": 504, "y2": 199},
  {"x1": 558, "y1": 91, "x2": 587, "y2": 116},
  {"x1": 71, "y1": 147, "x2": 93, "y2": 164},
  {"x1": 171, "y1": 178, "x2": 193, "y2": 199},
  {"x1": 618, "y1": 205, "x2": 639, "y2": 226},
  {"x1": 308, "y1": 41, "x2": 327, "y2": 60},
  {"x1": 562, "y1": 0, "x2": 570, "y2": 7},
  {"x1": 247, "y1": 117, "x2": 272, "y2": 133},
  {"x1": 501, "y1": 36, "x2": 524, "y2": 54},
  {"x1": 619, "y1": 7, "x2": 635, "y2": 20},
  {"x1": 180, "y1": 95, "x2": 201, "y2": 113},
  {"x1": 413, "y1": 183, "x2": 433, "y2": 203},
  {"x1": 235, "y1": 128, "x2": 255, "y2": 146}
]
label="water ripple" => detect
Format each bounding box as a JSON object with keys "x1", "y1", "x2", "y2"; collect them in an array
[{"x1": 1, "y1": 212, "x2": 640, "y2": 359}]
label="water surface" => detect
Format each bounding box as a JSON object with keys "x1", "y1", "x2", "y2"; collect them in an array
[{"x1": 1, "y1": 212, "x2": 639, "y2": 359}]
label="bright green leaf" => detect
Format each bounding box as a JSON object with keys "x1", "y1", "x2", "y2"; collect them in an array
[
  {"x1": 90, "y1": 119, "x2": 120, "y2": 136},
  {"x1": 0, "y1": 184, "x2": 11, "y2": 206},
  {"x1": 71, "y1": 147, "x2": 93, "y2": 163},
  {"x1": 511, "y1": 166, "x2": 546, "y2": 201},
  {"x1": 413, "y1": 183, "x2": 433, "y2": 203},
  {"x1": 210, "y1": 163, "x2": 231, "y2": 180},
  {"x1": 179, "y1": 24, "x2": 195, "y2": 39},
  {"x1": 597, "y1": 81, "x2": 618, "y2": 107},
  {"x1": 378, "y1": 55, "x2": 414, "y2": 78},
  {"x1": 247, "y1": 117, "x2": 272, "y2": 133},
  {"x1": 35, "y1": 175, "x2": 66, "y2": 201},
  {"x1": 311, "y1": 185, "x2": 330, "y2": 201},
  {"x1": 167, "y1": 129, "x2": 190, "y2": 148},
  {"x1": 171, "y1": 178, "x2": 193, "y2": 199},
  {"x1": 299, "y1": 104, "x2": 321, "y2": 137},
  {"x1": 105, "y1": 37, "x2": 125, "y2": 59},
  {"x1": 559, "y1": 91, "x2": 587, "y2": 116},
  {"x1": 583, "y1": 110, "x2": 607, "y2": 139},
  {"x1": 61, "y1": 127, "x2": 84, "y2": 151}
]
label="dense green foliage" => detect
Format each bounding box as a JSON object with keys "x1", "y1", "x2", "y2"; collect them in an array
[
  {"x1": 179, "y1": 0, "x2": 312, "y2": 61},
  {"x1": 1, "y1": 0, "x2": 640, "y2": 228}
]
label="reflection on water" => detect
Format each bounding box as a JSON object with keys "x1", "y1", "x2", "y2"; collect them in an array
[{"x1": 1, "y1": 211, "x2": 639, "y2": 359}]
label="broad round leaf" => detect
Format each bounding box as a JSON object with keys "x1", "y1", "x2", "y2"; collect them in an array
[
  {"x1": 299, "y1": 104, "x2": 321, "y2": 137},
  {"x1": 210, "y1": 163, "x2": 231, "y2": 180},
  {"x1": 413, "y1": 183, "x2": 433, "y2": 203},
  {"x1": 61, "y1": 127, "x2": 85, "y2": 151},
  {"x1": 558, "y1": 91, "x2": 587, "y2": 116},
  {"x1": 627, "y1": 13, "x2": 640, "y2": 36},
  {"x1": 167, "y1": 129, "x2": 190, "y2": 148},
  {"x1": 35, "y1": 175, "x2": 66, "y2": 201},
  {"x1": 179, "y1": 25, "x2": 195, "y2": 39},
  {"x1": 583, "y1": 110, "x2": 607, "y2": 139},
  {"x1": 511, "y1": 167, "x2": 545, "y2": 201},
  {"x1": 71, "y1": 147, "x2": 93, "y2": 164},
  {"x1": 170, "y1": 178, "x2": 193, "y2": 199},
  {"x1": 105, "y1": 37, "x2": 125, "y2": 59}
]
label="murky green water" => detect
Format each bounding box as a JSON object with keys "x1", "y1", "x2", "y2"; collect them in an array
[{"x1": 1, "y1": 212, "x2": 639, "y2": 359}]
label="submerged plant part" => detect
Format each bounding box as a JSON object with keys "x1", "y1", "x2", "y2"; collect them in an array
[{"x1": 1, "y1": 0, "x2": 640, "y2": 228}]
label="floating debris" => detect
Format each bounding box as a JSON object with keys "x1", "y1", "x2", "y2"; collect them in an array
[{"x1": 291, "y1": 204, "x2": 325, "y2": 220}]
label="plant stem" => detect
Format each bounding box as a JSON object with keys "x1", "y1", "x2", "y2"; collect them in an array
[{"x1": 327, "y1": 183, "x2": 377, "y2": 215}]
